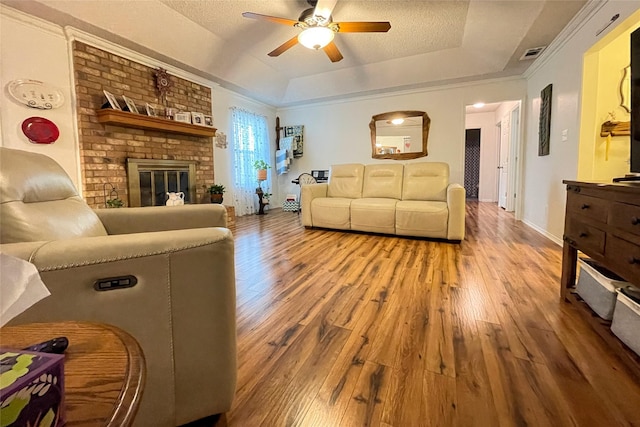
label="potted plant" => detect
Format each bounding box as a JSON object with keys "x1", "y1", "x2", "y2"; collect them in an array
[
  {"x1": 253, "y1": 160, "x2": 271, "y2": 184},
  {"x1": 106, "y1": 198, "x2": 124, "y2": 208},
  {"x1": 208, "y1": 184, "x2": 226, "y2": 204},
  {"x1": 262, "y1": 191, "x2": 271, "y2": 205}
]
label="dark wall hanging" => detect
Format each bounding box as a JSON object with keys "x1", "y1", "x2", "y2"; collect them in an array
[{"x1": 538, "y1": 83, "x2": 552, "y2": 156}]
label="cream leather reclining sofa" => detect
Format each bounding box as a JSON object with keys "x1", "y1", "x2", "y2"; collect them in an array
[
  {"x1": 301, "y1": 162, "x2": 465, "y2": 241},
  {"x1": 0, "y1": 148, "x2": 236, "y2": 426}
]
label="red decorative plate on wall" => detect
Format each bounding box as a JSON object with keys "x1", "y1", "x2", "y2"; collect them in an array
[{"x1": 21, "y1": 117, "x2": 60, "y2": 144}]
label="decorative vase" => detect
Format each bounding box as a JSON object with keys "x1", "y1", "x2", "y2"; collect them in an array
[
  {"x1": 210, "y1": 194, "x2": 223, "y2": 204},
  {"x1": 257, "y1": 169, "x2": 267, "y2": 181}
]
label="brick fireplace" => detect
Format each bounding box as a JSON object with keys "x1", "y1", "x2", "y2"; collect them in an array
[{"x1": 73, "y1": 41, "x2": 214, "y2": 208}]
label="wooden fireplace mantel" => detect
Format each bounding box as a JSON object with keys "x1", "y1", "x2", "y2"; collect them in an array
[{"x1": 96, "y1": 109, "x2": 217, "y2": 138}]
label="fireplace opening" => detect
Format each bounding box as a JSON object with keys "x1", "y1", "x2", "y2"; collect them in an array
[{"x1": 127, "y1": 159, "x2": 197, "y2": 207}]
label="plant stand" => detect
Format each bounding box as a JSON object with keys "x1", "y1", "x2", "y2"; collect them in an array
[{"x1": 256, "y1": 188, "x2": 268, "y2": 215}]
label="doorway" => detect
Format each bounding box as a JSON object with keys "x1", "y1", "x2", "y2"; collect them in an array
[
  {"x1": 464, "y1": 100, "x2": 522, "y2": 213},
  {"x1": 464, "y1": 129, "x2": 481, "y2": 199}
]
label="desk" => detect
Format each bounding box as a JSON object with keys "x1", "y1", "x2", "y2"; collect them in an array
[
  {"x1": 0, "y1": 321, "x2": 145, "y2": 427},
  {"x1": 561, "y1": 181, "x2": 640, "y2": 377}
]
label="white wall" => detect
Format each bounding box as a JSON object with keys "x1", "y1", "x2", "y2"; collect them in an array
[
  {"x1": 465, "y1": 111, "x2": 498, "y2": 202},
  {"x1": 276, "y1": 79, "x2": 526, "y2": 205},
  {"x1": 523, "y1": 2, "x2": 640, "y2": 243},
  {"x1": 0, "y1": 9, "x2": 80, "y2": 187}
]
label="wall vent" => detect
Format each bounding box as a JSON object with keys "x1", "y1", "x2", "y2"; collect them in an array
[{"x1": 519, "y1": 46, "x2": 546, "y2": 60}]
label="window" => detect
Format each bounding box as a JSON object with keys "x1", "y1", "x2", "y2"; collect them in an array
[{"x1": 231, "y1": 107, "x2": 270, "y2": 216}]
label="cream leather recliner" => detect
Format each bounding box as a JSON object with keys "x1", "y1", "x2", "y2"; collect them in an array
[{"x1": 0, "y1": 148, "x2": 236, "y2": 426}]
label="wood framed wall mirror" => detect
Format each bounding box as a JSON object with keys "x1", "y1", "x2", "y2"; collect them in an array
[{"x1": 370, "y1": 110, "x2": 430, "y2": 160}]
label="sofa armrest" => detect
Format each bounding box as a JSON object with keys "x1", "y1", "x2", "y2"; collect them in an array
[
  {"x1": 301, "y1": 183, "x2": 328, "y2": 226},
  {"x1": 447, "y1": 183, "x2": 466, "y2": 240},
  {"x1": 1, "y1": 227, "x2": 237, "y2": 424},
  {"x1": 95, "y1": 204, "x2": 227, "y2": 235}
]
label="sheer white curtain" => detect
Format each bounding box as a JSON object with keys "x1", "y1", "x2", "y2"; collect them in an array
[{"x1": 231, "y1": 107, "x2": 270, "y2": 216}]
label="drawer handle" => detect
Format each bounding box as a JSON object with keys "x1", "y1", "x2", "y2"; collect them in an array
[
  {"x1": 630, "y1": 257, "x2": 640, "y2": 265},
  {"x1": 632, "y1": 216, "x2": 639, "y2": 226},
  {"x1": 579, "y1": 232, "x2": 588, "y2": 238},
  {"x1": 581, "y1": 204, "x2": 590, "y2": 210}
]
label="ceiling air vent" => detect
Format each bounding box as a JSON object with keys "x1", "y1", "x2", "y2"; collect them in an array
[{"x1": 520, "y1": 46, "x2": 546, "y2": 60}]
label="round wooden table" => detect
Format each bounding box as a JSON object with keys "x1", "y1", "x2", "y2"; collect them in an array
[{"x1": 0, "y1": 321, "x2": 145, "y2": 427}]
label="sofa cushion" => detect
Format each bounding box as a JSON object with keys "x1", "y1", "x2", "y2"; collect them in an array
[
  {"x1": 402, "y1": 162, "x2": 449, "y2": 201},
  {"x1": 0, "y1": 148, "x2": 108, "y2": 243},
  {"x1": 396, "y1": 200, "x2": 448, "y2": 238},
  {"x1": 362, "y1": 164, "x2": 403, "y2": 199},
  {"x1": 351, "y1": 198, "x2": 397, "y2": 234},
  {"x1": 328, "y1": 164, "x2": 364, "y2": 199},
  {"x1": 311, "y1": 197, "x2": 352, "y2": 230}
]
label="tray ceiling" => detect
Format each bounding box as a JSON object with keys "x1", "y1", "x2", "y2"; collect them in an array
[{"x1": 2, "y1": 0, "x2": 587, "y2": 106}]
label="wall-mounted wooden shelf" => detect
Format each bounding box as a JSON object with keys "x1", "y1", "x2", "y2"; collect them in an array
[
  {"x1": 96, "y1": 109, "x2": 216, "y2": 138},
  {"x1": 600, "y1": 120, "x2": 630, "y2": 137}
]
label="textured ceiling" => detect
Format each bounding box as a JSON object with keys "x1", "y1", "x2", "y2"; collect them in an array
[{"x1": 2, "y1": 0, "x2": 587, "y2": 107}]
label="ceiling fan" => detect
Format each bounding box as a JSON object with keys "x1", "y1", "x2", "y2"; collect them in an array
[{"x1": 242, "y1": 0, "x2": 391, "y2": 63}]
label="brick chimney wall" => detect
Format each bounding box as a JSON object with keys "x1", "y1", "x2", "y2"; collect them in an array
[{"x1": 73, "y1": 41, "x2": 214, "y2": 208}]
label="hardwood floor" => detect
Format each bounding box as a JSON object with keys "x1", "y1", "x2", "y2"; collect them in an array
[{"x1": 224, "y1": 202, "x2": 640, "y2": 427}]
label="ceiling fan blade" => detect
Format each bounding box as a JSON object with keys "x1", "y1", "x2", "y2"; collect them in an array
[
  {"x1": 313, "y1": 0, "x2": 338, "y2": 22},
  {"x1": 337, "y1": 21, "x2": 391, "y2": 33},
  {"x1": 268, "y1": 36, "x2": 299, "y2": 57},
  {"x1": 323, "y1": 41, "x2": 343, "y2": 62},
  {"x1": 242, "y1": 12, "x2": 299, "y2": 27}
]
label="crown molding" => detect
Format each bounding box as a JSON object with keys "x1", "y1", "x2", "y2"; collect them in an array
[
  {"x1": 277, "y1": 75, "x2": 525, "y2": 112},
  {"x1": 1, "y1": 4, "x2": 65, "y2": 37},
  {"x1": 63, "y1": 26, "x2": 219, "y2": 90},
  {"x1": 524, "y1": 0, "x2": 607, "y2": 79}
]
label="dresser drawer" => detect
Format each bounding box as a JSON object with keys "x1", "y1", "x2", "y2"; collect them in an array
[
  {"x1": 565, "y1": 218, "x2": 605, "y2": 255},
  {"x1": 604, "y1": 235, "x2": 640, "y2": 286},
  {"x1": 567, "y1": 193, "x2": 609, "y2": 223},
  {"x1": 609, "y1": 202, "x2": 640, "y2": 238}
]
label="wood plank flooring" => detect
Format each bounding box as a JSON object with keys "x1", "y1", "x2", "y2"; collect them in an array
[{"x1": 222, "y1": 202, "x2": 640, "y2": 426}]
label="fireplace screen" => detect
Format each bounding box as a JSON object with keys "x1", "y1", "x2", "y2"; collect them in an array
[{"x1": 127, "y1": 159, "x2": 196, "y2": 207}]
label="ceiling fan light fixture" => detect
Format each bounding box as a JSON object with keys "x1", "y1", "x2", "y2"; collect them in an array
[{"x1": 298, "y1": 26, "x2": 335, "y2": 50}]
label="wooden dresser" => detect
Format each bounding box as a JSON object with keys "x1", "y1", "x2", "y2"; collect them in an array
[{"x1": 561, "y1": 180, "x2": 640, "y2": 374}]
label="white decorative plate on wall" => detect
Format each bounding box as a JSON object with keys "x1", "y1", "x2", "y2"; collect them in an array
[{"x1": 7, "y1": 79, "x2": 65, "y2": 109}]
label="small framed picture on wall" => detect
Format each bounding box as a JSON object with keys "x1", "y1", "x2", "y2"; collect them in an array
[{"x1": 203, "y1": 115, "x2": 214, "y2": 127}]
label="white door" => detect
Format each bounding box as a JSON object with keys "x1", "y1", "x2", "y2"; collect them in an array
[
  {"x1": 506, "y1": 106, "x2": 520, "y2": 212},
  {"x1": 498, "y1": 114, "x2": 510, "y2": 209}
]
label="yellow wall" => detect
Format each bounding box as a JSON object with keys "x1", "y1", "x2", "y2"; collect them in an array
[{"x1": 578, "y1": 12, "x2": 640, "y2": 181}]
